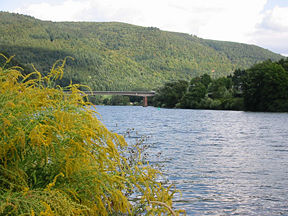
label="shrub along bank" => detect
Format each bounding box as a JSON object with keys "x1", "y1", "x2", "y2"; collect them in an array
[{"x1": 0, "y1": 54, "x2": 184, "y2": 215}]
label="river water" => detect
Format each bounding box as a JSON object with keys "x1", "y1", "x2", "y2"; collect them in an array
[{"x1": 95, "y1": 105, "x2": 288, "y2": 215}]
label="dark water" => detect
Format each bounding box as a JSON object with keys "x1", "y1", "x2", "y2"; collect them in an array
[{"x1": 95, "y1": 106, "x2": 288, "y2": 215}]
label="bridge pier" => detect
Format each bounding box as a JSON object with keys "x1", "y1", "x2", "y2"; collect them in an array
[{"x1": 143, "y1": 96, "x2": 148, "y2": 107}]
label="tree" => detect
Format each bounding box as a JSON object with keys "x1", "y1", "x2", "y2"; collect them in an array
[
  {"x1": 154, "y1": 80, "x2": 188, "y2": 108},
  {"x1": 243, "y1": 60, "x2": 288, "y2": 111},
  {"x1": 179, "y1": 77, "x2": 207, "y2": 108},
  {"x1": 278, "y1": 58, "x2": 288, "y2": 72},
  {"x1": 231, "y1": 69, "x2": 246, "y2": 92},
  {"x1": 199, "y1": 73, "x2": 212, "y2": 88},
  {"x1": 180, "y1": 83, "x2": 206, "y2": 108},
  {"x1": 208, "y1": 77, "x2": 232, "y2": 99}
]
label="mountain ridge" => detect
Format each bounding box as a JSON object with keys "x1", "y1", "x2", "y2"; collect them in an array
[{"x1": 0, "y1": 11, "x2": 283, "y2": 90}]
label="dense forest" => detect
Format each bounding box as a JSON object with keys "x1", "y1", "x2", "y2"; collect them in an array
[
  {"x1": 153, "y1": 58, "x2": 288, "y2": 112},
  {"x1": 0, "y1": 12, "x2": 283, "y2": 91}
]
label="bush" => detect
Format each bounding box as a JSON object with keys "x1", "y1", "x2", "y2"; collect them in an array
[{"x1": 0, "y1": 55, "x2": 183, "y2": 215}]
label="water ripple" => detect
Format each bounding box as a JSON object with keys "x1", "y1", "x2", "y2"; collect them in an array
[{"x1": 96, "y1": 106, "x2": 288, "y2": 215}]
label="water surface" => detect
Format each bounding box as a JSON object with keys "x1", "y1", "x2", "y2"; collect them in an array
[{"x1": 95, "y1": 106, "x2": 288, "y2": 215}]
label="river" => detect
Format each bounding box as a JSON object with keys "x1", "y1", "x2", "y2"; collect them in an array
[{"x1": 94, "y1": 105, "x2": 288, "y2": 215}]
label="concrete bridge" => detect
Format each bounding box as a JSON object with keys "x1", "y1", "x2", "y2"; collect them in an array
[{"x1": 81, "y1": 91, "x2": 156, "y2": 106}]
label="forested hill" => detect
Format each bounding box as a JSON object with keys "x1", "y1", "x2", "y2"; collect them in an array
[{"x1": 0, "y1": 12, "x2": 283, "y2": 90}]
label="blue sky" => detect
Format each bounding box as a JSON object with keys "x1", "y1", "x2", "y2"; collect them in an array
[
  {"x1": 1, "y1": 0, "x2": 288, "y2": 56},
  {"x1": 264, "y1": 0, "x2": 288, "y2": 10}
]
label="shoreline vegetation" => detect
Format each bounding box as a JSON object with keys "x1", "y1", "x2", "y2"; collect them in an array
[
  {"x1": 0, "y1": 55, "x2": 185, "y2": 215},
  {"x1": 94, "y1": 58, "x2": 288, "y2": 113}
]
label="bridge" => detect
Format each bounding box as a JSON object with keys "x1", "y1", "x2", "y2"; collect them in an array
[{"x1": 81, "y1": 91, "x2": 156, "y2": 106}]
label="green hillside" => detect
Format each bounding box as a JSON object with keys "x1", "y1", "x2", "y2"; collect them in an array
[{"x1": 0, "y1": 12, "x2": 283, "y2": 90}]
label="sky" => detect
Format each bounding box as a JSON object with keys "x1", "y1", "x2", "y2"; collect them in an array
[{"x1": 1, "y1": 0, "x2": 288, "y2": 56}]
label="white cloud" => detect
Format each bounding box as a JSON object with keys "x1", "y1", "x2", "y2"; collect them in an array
[
  {"x1": 187, "y1": 0, "x2": 267, "y2": 43},
  {"x1": 251, "y1": 6, "x2": 288, "y2": 55},
  {"x1": 14, "y1": 0, "x2": 91, "y2": 21},
  {"x1": 259, "y1": 6, "x2": 288, "y2": 31}
]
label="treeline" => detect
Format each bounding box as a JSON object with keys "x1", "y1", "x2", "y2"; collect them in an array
[
  {"x1": 0, "y1": 12, "x2": 283, "y2": 91},
  {"x1": 152, "y1": 58, "x2": 288, "y2": 112}
]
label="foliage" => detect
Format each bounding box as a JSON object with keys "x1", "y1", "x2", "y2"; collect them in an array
[
  {"x1": 203, "y1": 39, "x2": 280, "y2": 68},
  {"x1": 242, "y1": 60, "x2": 288, "y2": 111},
  {"x1": 153, "y1": 80, "x2": 188, "y2": 108},
  {"x1": 0, "y1": 12, "x2": 283, "y2": 91},
  {"x1": 179, "y1": 76, "x2": 208, "y2": 109},
  {"x1": 199, "y1": 74, "x2": 212, "y2": 88},
  {"x1": 278, "y1": 58, "x2": 288, "y2": 72},
  {"x1": 230, "y1": 69, "x2": 246, "y2": 93},
  {"x1": 85, "y1": 95, "x2": 142, "y2": 106},
  {"x1": 153, "y1": 74, "x2": 240, "y2": 110},
  {"x1": 153, "y1": 58, "x2": 288, "y2": 112},
  {"x1": 208, "y1": 77, "x2": 233, "y2": 99},
  {"x1": 109, "y1": 95, "x2": 130, "y2": 106},
  {"x1": 0, "y1": 55, "x2": 184, "y2": 215}
]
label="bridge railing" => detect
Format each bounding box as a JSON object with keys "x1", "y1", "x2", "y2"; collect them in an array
[
  {"x1": 64, "y1": 91, "x2": 156, "y2": 106},
  {"x1": 81, "y1": 91, "x2": 156, "y2": 97}
]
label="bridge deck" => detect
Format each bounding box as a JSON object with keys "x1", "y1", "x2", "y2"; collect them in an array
[{"x1": 81, "y1": 91, "x2": 155, "y2": 97}]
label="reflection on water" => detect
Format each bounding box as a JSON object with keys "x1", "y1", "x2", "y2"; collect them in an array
[{"x1": 95, "y1": 106, "x2": 288, "y2": 215}]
